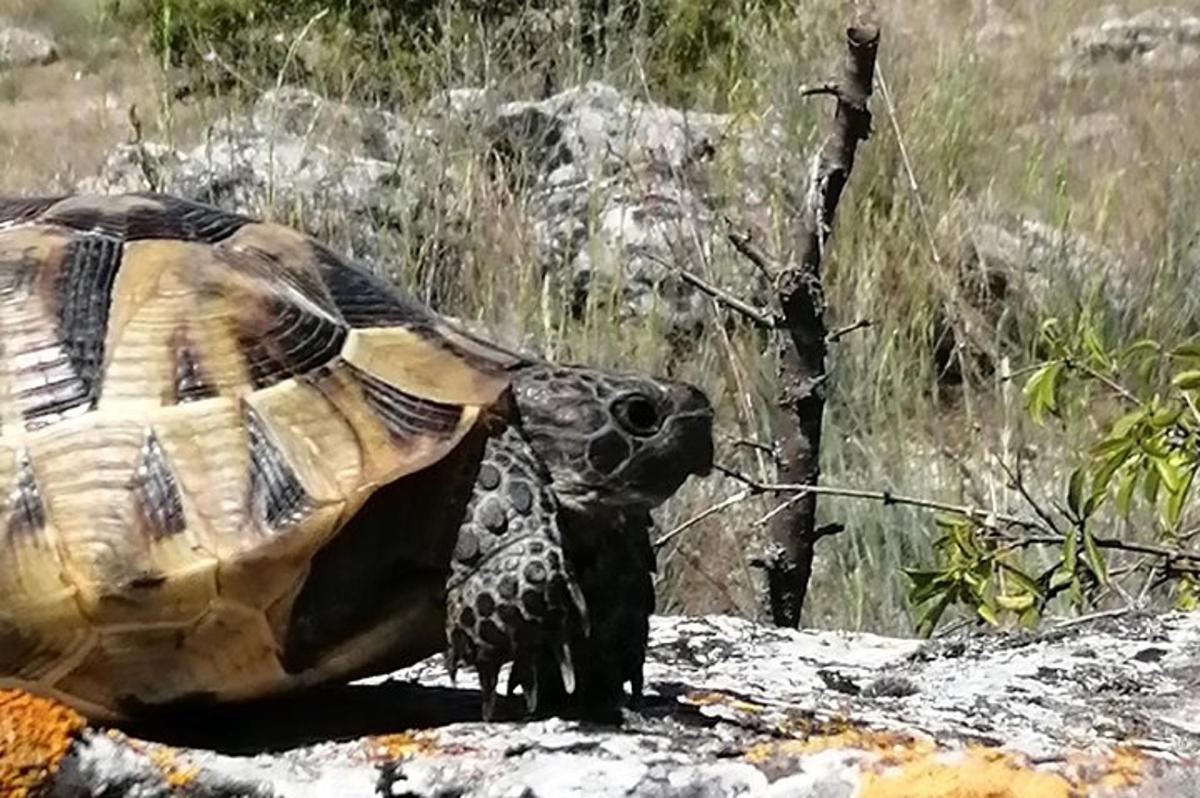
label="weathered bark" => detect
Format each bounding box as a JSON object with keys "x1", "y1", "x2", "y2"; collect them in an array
[{"x1": 765, "y1": 25, "x2": 879, "y2": 628}]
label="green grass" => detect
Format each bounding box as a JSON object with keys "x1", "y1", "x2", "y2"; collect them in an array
[{"x1": 4, "y1": 0, "x2": 1200, "y2": 635}]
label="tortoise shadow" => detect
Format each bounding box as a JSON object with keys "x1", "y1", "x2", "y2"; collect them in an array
[
  {"x1": 116, "y1": 682, "x2": 713, "y2": 755},
  {"x1": 118, "y1": 681, "x2": 505, "y2": 754}
]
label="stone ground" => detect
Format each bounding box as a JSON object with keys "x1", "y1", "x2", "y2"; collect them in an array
[{"x1": 3, "y1": 610, "x2": 1197, "y2": 797}]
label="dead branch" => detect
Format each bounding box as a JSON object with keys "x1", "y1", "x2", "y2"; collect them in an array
[
  {"x1": 670, "y1": 466, "x2": 1200, "y2": 570},
  {"x1": 827, "y1": 318, "x2": 874, "y2": 342},
  {"x1": 678, "y1": 268, "x2": 779, "y2": 329},
  {"x1": 724, "y1": 224, "x2": 779, "y2": 279},
  {"x1": 765, "y1": 24, "x2": 879, "y2": 628}
]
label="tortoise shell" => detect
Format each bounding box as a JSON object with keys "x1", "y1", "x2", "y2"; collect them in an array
[{"x1": 0, "y1": 193, "x2": 515, "y2": 718}]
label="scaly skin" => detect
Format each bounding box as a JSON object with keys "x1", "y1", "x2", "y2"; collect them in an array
[{"x1": 445, "y1": 363, "x2": 714, "y2": 719}]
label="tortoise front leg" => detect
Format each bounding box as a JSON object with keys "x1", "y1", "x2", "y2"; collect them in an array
[{"x1": 443, "y1": 426, "x2": 586, "y2": 720}]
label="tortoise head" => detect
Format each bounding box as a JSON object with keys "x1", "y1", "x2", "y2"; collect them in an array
[{"x1": 509, "y1": 364, "x2": 714, "y2": 514}]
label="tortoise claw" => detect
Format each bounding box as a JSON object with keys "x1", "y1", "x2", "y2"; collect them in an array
[{"x1": 479, "y1": 661, "x2": 500, "y2": 722}]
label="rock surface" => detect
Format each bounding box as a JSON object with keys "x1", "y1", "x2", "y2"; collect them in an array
[
  {"x1": 1066, "y1": 7, "x2": 1200, "y2": 73},
  {"x1": 0, "y1": 21, "x2": 57, "y2": 70},
  {"x1": 10, "y1": 611, "x2": 1199, "y2": 796},
  {"x1": 81, "y1": 82, "x2": 778, "y2": 338}
]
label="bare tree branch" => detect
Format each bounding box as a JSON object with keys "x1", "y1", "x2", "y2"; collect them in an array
[
  {"x1": 765, "y1": 24, "x2": 880, "y2": 628},
  {"x1": 692, "y1": 466, "x2": 1200, "y2": 569},
  {"x1": 677, "y1": 269, "x2": 779, "y2": 329},
  {"x1": 827, "y1": 318, "x2": 874, "y2": 342}
]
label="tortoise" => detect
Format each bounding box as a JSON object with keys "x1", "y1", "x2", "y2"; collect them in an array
[{"x1": 0, "y1": 192, "x2": 714, "y2": 722}]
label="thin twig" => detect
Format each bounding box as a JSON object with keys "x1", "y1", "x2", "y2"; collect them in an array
[
  {"x1": 827, "y1": 318, "x2": 874, "y2": 342},
  {"x1": 677, "y1": 268, "x2": 778, "y2": 329},
  {"x1": 1066, "y1": 359, "x2": 1141, "y2": 406},
  {"x1": 654, "y1": 488, "x2": 755, "y2": 550},
  {"x1": 708, "y1": 465, "x2": 1200, "y2": 564},
  {"x1": 799, "y1": 81, "x2": 840, "y2": 98},
  {"x1": 724, "y1": 224, "x2": 779, "y2": 279},
  {"x1": 995, "y1": 454, "x2": 1064, "y2": 537},
  {"x1": 1051, "y1": 607, "x2": 1132, "y2": 630}
]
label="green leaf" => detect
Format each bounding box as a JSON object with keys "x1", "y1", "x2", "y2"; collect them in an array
[
  {"x1": 976, "y1": 602, "x2": 1001, "y2": 626},
  {"x1": 1144, "y1": 461, "x2": 1162, "y2": 505},
  {"x1": 1092, "y1": 447, "x2": 1132, "y2": 498},
  {"x1": 1115, "y1": 467, "x2": 1138, "y2": 517},
  {"x1": 1067, "y1": 466, "x2": 1087, "y2": 517},
  {"x1": 1049, "y1": 567, "x2": 1074, "y2": 590},
  {"x1": 1155, "y1": 456, "x2": 1186, "y2": 495},
  {"x1": 999, "y1": 563, "x2": 1045, "y2": 598},
  {"x1": 1062, "y1": 530, "x2": 1078, "y2": 573},
  {"x1": 1172, "y1": 370, "x2": 1200, "y2": 390},
  {"x1": 1091, "y1": 436, "x2": 1133, "y2": 457},
  {"x1": 1082, "y1": 529, "x2": 1109, "y2": 586},
  {"x1": 915, "y1": 593, "x2": 953, "y2": 638},
  {"x1": 1023, "y1": 362, "x2": 1063, "y2": 424},
  {"x1": 1162, "y1": 469, "x2": 1194, "y2": 530},
  {"x1": 1171, "y1": 342, "x2": 1200, "y2": 360},
  {"x1": 1150, "y1": 406, "x2": 1183, "y2": 429},
  {"x1": 1121, "y1": 339, "x2": 1160, "y2": 363},
  {"x1": 1110, "y1": 409, "x2": 1146, "y2": 439},
  {"x1": 995, "y1": 592, "x2": 1035, "y2": 611},
  {"x1": 1082, "y1": 326, "x2": 1109, "y2": 368}
]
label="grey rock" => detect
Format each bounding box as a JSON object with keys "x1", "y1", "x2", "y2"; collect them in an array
[
  {"x1": 0, "y1": 21, "x2": 57, "y2": 69},
  {"x1": 481, "y1": 82, "x2": 775, "y2": 337},
  {"x1": 34, "y1": 611, "x2": 1200, "y2": 796},
  {"x1": 934, "y1": 202, "x2": 1146, "y2": 379},
  {"x1": 80, "y1": 82, "x2": 781, "y2": 339},
  {"x1": 1066, "y1": 6, "x2": 1200, "y2": 73}
]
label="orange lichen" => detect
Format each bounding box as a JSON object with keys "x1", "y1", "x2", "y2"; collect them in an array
[
  {"x1": 366, "y1": 731, "x2": 441, "y2": 762},
  {"x1": 684, "y1": 691, "x2": 767, "y2": 714},
  {"x1": 0, "y1": 688, "x2": 87, "y2": 798},
  {"x1": 745, "y1": 727, "x2": 936, "y2": 765},
  {"x1": 858, "y1": 747, "x2": 1074, "y2": 798},
  {"x1": 1064, "y1": 745, "x2": 1145, "y2": 792},
  {"x1": 147, "y1": 744, "x2": 201, "y2": 788}
]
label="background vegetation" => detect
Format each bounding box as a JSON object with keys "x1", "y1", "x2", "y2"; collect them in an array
[{"x1": 1, "y1": 0, "x2": 1197, "y2": 635}]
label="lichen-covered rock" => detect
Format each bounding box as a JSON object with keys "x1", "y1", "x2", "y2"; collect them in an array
[
  {"x1": 0, "y1": 22, "x2": 57, "y2": 70},
  {"x1": 1066, "y1": 7, "x2": 1200, "y2": 73},
  {"x1": 17, "y1": 611, "x2": 1200, "y2": 796}
]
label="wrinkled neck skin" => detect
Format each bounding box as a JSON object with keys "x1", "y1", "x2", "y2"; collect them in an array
[{"x1": 556, "y1": 503, "x2": 654, "y2": 558}]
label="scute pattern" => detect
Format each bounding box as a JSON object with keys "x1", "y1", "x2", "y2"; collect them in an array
[
  {"x1": 0, "y1": 192, "x2": 513, "y2": 717},
  {"x1": 27, "y1": 233, "x2": 124, "y2": 425},
  {"x1": 131, "y1": 431, "x2": 186, "y2": 541},
  {"x1": 348, "y1": 362, "x2": 464, "y2": 440},
  {"x1": 42, "y1": 193, "x2": 250, "y2": 243},
  {"x1": 245, "y1": 403, "x2": 312, "y2": 532},
  {"x1": 238, "y1": 297, "x2": 347, "y2": 390}
]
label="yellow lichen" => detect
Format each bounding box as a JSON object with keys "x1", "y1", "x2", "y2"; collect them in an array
[
  {"x1": 744, "y1": 727, "x2": 936, "y2": 765},
  {"x1": 147, "y1": 744, "x2": 201, "y2": 788},
  {"x1": 0, "y1": 688, "x2": 87, "y2": 798},
  {"x1": 365, "y1": 730, "x2": 441, "y2": 762},
  {"x1": 858, "y1": 747, "x2": 1074, "y2": 798},
  {"x1": 684, "y1": 691, "x2": 768, "y2": 714}
]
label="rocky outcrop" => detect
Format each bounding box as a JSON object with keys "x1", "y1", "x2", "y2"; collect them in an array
[
  {"x1": 81, "y1": 82, "x2": 778, "y2": 339},
  {"x1": 0, "y1": 21, "x2": 57, "y2": 70},
  {"x1": 11, "y1": 611, "x2": 1200, "y2": 796},
  {"x1": 930, "y1": 203, "x2": 1139, "y2": 380},
  {"x1": 1066, "y1": 7, "x2": 1200, "y2": 73}
]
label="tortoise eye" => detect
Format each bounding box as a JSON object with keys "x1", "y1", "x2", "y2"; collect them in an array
[{"x1": 613, "y1": 394, "x2": 661, "y2": 436}]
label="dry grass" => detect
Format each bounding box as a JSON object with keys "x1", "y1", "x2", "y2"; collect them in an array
[{"x1": 2, "y1": 0, "x2": 1198, "y2": 635}]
